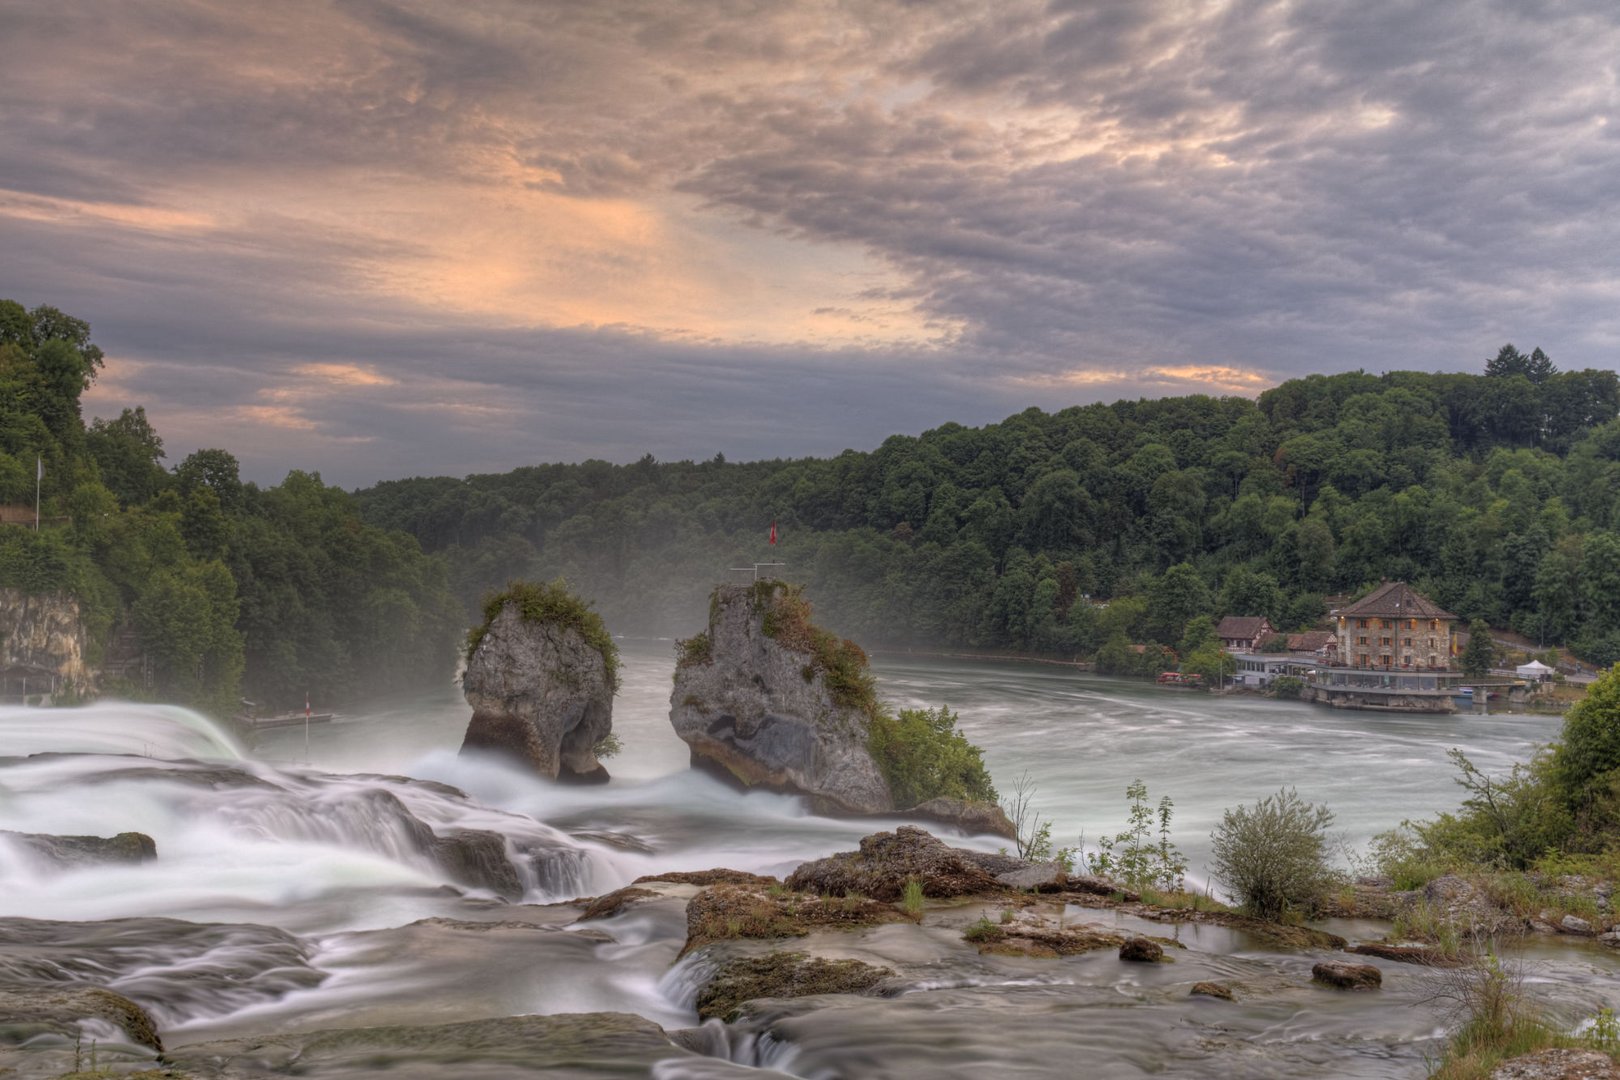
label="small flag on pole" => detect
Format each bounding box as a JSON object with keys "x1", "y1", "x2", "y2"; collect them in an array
[
  {"x1": 769, "y1": 521, "x2": 777, "y2": 546},
  {"x1": 36, "y1": 456, "x2": 42, "y2": 481}
]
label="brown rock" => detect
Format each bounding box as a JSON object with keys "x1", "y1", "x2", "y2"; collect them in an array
[
  {"x1": 1190, "y1": 981, "x2": 1235, "y2": 1000},
  {"x1": 574, "y1": 886, "x2": 658, "y2": 922},
  {"x1": 1346, "y1": 942, "x2": 1463, "y2": 967},
  {"x1": 1119, "y1": 937, "x2": 1164, "y2": 962},
  {"x1": 1312, "y1": 960, "x2": 1382, "y2": 989},
  {"x1": 786, "y1": 826, "x2": 1000, "y2": 902},
  {"x1": 683, "y1": 883, "x2": 905, "y2": 955},
  {"x1": 632, "y1": 868, "x2": 777, "y2": 887}
]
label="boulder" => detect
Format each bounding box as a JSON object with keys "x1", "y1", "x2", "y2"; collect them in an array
[
  {"x1": 1119, "y1": 937, "x2": 1164, "y2": 962},
  {"x1": 668, "y1": 583, "x2": 892, "y2": 815},
  {"x1": 2, "y1": 830, "x2": 156, "y2": 868},
  {"x1": 462, "y1": 592, "x2": 616, "y2": 782},
  {"x1": 1561, "y1": 913, "x2": 1596, "y2": 935},
  {"x1": 1311, "y1": 961, "x2": 1381, "y2": 989},
  {"x1": 785, "y1": 826, "x2": 1000, "y2": 902},
  {"x1": 995, "y1": 861, "x2": 1068, "y2": 891}
]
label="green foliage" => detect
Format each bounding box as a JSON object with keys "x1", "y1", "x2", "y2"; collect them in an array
[
  {"x1": 1210, "y1": 787, "x2": 1337, "y2": 921},
  {"x1": 900, "y1": 877, "x2": 924, "y2": 917},
  {"x1": 1000, "y1": 771, "x2": 1052, "y2": 860},
  {"x1": 1553, "y1": 663, "x2": 1620, "y2": 815},
  {"x1": 674, "y1": 630, "x2": 712, "y2": 668},
  {"x1": 1083, "y1": 779, "x2": 1187, "y2": 892},
  {"x1": 593, "y1": 731, "x2": 623, "y2": 759},
  {"x1": 1462, "y1": 619, "x2": 1496, "y2": 677},
  {"x1": 471, "y1": 578, "x2": 621, "y2": 692},
  {"x1": 867, "y1": 704, "x2": 997, "y2": 808},
  {"x1": 1270, "y1": 674, "x2": 1305, "y2": 699},
  {"x1": 963, "y1": 915, "x2": 1000, "y2": 943},
  {"x1": 1180, "y1": 644, "x2": 1235, "y2": 687},
  {"x1": 755, "y1": 581, "x2": 879, "y2": 717},
  {"x1": 0, "y1": 300, "x2": 461, "y2": 716},
  {"x1": 351, "y1": 361, "x2": 1620, "y2": 667}
]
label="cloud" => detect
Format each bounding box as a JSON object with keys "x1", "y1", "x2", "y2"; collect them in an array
[{"x1": 4, "y1": 0, "x2": 1619, "y2": 486}]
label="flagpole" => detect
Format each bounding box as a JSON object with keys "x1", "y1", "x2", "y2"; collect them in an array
[{"x1": 34, "y1": 456, "x2": 41, "y2": 531}]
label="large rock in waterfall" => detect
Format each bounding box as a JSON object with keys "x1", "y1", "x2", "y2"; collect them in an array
[
  {"x1": 461, "y1": 582, "x2": 618, "y2": 783},
  {"x1": 668, "y1": 582, "x2": 894, "y2": 815}
]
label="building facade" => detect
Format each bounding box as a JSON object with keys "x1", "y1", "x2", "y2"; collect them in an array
[{"x1": 1334, "y1": 581, "x2": 1456, "y2": 672}]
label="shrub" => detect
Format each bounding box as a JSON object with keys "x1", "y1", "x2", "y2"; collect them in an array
[
  {"x1": 1270, "y1": 675, "x2": 1305, "y2": 699},
  {"x1": 900, "y1": 878, "x2": 924, "y2": 917},
  {"x1": 1210, "y1": 787, "x2": 1336, "y2": 921},
  {"x1": 753, "y1": 581, "x2": 879, "y2": 717},
  {"x1": 868, "y1": 704, "x2": 997, "y2": 807},
  {"x1": 1083, "y1": 779, "x2": 1186, "y2": 892},
  {"x1": 674, "y1": 631, "x2": 712, "y2": 668},
  {"x1": 469, "y1": 579, "x2": 620, "y2": 691}
]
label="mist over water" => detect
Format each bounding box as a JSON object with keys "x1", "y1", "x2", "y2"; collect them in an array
[{"x1": 0, "y1": 641, "x2": 1605, "y2": 1077}]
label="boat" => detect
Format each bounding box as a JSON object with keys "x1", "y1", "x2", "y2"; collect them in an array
[{"x1": 1156, "y1": 671, "x2": 1205, "y2": 689}]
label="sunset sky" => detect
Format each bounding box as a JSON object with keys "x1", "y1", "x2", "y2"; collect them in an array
[{"x1": 3, "y1": 0, "x2": 1618, "y2": 487}]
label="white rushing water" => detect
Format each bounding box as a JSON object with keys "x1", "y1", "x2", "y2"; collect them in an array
[{"x1": 0, "y1": 642, "x2": 1603, "y2": 1077}]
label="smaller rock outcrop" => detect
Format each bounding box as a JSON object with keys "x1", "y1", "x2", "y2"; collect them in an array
[
  {"x1": 461, "y1": 581, "x2": 618, "y2": 782},
  {"x1": 1311, "y1": 961, "x2": 1382, "y2": 989},
  {"x1": 695, "y1": 952, "x2": 893, "y2": 1022},
  {"x1": 2, "y1": 830, "x2": 156, "y2": 868},
  {"x1": 786, "y1": 826, "x2": 1001, "y2": 901}
]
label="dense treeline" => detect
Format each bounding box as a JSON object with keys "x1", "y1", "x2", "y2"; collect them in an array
[
  {"x1": 356, "y1": 345, "x2": 1620, "y2": 663},
  {"x1": 0, "y1": 300, "x2": 459, "y2": 713}
]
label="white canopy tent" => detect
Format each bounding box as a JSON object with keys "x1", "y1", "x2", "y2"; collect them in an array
[{"x1": 1516, "y1": 659, "x2": 1555, "y2": 680}]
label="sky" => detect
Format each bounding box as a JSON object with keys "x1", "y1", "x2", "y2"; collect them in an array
[{"x1": 3, "y1": 0, "x2": 1618, "y2": 488}]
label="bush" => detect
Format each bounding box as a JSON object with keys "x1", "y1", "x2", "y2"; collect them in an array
[
  {"x1": 1210, "y1": 787, "x2": 1336, "y2": 921},
  {"x1": 867, "y1": 704, "x2": 997, "y2": 808},
  {"x1": 1270, "y1": 675, "x2": 1305, "y2": 699}
]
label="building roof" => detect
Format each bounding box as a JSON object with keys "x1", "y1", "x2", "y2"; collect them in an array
[
  {"x1": 1338, "y1": 582, "x2": 1456, "y2": 620},
  {"x1": 1216, "y1": 616, "x2": 1271, "y2": 639},
  {"x1": 1287, "y1": 631, "x2": 1335, "y2": 652}
]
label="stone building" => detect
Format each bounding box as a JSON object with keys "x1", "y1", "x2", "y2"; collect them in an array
[{"x1": 1334, "y1": 581, "x2": 1456, "y2": 671}]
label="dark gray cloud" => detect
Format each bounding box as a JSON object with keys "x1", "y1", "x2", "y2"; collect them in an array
[{"x1": 1, "y1": 0, "x2": 1616, "y2": 487}]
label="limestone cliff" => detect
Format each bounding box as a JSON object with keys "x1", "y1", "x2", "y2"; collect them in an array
[
  {"x1": 669, "y1": 583, "x2": 894, "y2": 815},
  {"x1": 0, "y1": 588, "x2": 92, "y2": 701},
  {"x1": 461, "y1": 582, "x2": 617, "y2": 782}
]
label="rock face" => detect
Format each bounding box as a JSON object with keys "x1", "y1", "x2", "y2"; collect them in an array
[
  {"x1": 669, "y1": 583, "x2": 892, "y2": 815},
  {"x1": 462, "y1": 602, "x2": 614, "y2": 782},
  {"x1": 0, "y1": 588, "x2": 91, "y2": 702}
]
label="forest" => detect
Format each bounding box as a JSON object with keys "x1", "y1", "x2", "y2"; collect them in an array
[
  {"x1": 353, "y1": 346, "x2": 1620, "y2": 665},
  {"x1": 7, "y1": 293, "x2": 1620, "y2": 716},
  {"x1": 0, "y1": 300, "x2": 460, "y2": 713}
]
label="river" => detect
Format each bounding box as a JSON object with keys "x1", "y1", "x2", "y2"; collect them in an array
[{"x1": 1, "y1": 642, "x2": 1614, "y2": 1078}]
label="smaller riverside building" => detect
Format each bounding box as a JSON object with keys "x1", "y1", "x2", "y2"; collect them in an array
[{"x1": 1308, "y1": 582, "x2": 1465, "y2": 712}]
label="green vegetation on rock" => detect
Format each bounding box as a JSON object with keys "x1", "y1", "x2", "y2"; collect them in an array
[
  {"x1": 469, "y1": 579, "x2": 620, "y2": 692},
  {"x1": 867, "y1": 704, "x2": 997, "y2": 808},
  {"x1": 752, "y1": 581, "x2": 877, "y2": 716}
]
